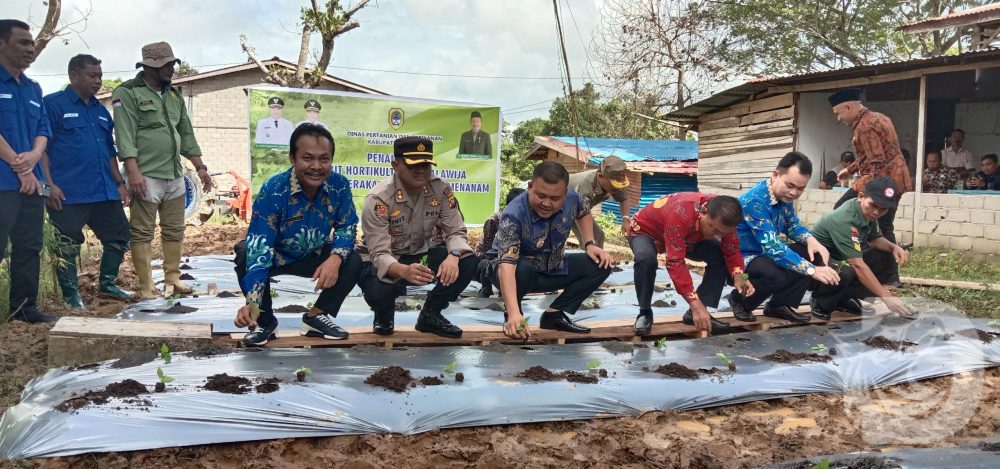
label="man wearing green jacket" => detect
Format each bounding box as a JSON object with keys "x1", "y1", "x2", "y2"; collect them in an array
[{"x1": 111, "y1": 42, "x2": 213, "y2": 299}]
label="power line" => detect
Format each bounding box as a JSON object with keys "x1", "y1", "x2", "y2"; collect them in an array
[
  {"x1": 504, "y1": 105, "x2": 552, "y2": 115},
  {"x1": 30, "y1": 61, "x2": 246, "y2": 77},
  {"x1": 505, "y1": 98, "x2": 555, "y2": 111}
]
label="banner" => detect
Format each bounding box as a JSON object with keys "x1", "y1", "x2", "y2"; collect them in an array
[{"x1": 248, "y1": 87, "x2": 501, "y2": 224}]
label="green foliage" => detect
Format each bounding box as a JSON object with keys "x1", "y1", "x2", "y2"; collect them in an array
[
  {"x1": 295, "y1": 367, "x2": 313, "y2": 375},
  {"x1": 516, "y1": 315, "x2": 530, "y2": 332},
  {"x1": 160, "y1": 343, "x2": 172, "y2": 364},
  {"x1": 156, "y1": 367, "x2": 175, "y2": 384},
  {"x1": 810, "y1": 344, "x2": 827, "y2": 353},
  {"x1": 716, "y1": 352, "x2": 733, "y2": 366},
  {"x1": 585, "y1": 359, "x2": 602, "y2": 371},
  {"x1": 594, "y1": 212, "x2": 627, "y2": 246},
  {"x1": 812, "y1": 459, "x2": 830, "y2": 469},
  {"x1": 442, "y1": 359, "x2": 458, "y2": 375},
  {"x1": 900, "y1": 248, "x2": 1000, "y2": 284},
  {"x1": 655, "y1": 337, "x2": 667, "y2": 349},
  {"x1": 419, "y1": 254, "x2": 429, "y2": 267},
  {"x1": 896, "y1": 285, "x2": 1000, "y2": 319},
  {"x1": 175, "y1": 61, "x2": 199, "y2": 78},
  {"x1": 988, "y1": 320, "x2": 1000, "y2": 329},
  {"x1": 100, "y1": 78, "x2": 124, "y2": 93}
]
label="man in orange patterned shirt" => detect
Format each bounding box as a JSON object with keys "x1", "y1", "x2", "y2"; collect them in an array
[{"x1": 829, "y1": 88, "x2": 911, "y2": 286}]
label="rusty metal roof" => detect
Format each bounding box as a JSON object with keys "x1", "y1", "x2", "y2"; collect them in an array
[{"x1": 899, "y1": 3, "x2": 1000, "y2": 34}]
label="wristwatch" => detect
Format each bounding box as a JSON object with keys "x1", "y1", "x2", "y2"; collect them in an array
[
  {"x1": 583, "y1": 240, "x2": 596, "y2": 249},
  {"x1": 449, "y1": 249, "x2": 463, "y2": 257},
  {"x1": 806, "y1": 266, "x2": 816, "y2": 276}
]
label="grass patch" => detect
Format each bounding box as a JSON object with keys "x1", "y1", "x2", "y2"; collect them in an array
[
  {"x1": 900, "y1": 248, "x2": 1000, "y2": 284},
  {"x1": 897, "y1": 285, "x2": 1000, "y2": 319}
]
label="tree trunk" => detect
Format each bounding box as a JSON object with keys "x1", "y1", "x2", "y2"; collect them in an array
[{"x1": 32, "y1": 0, "x2": 62, "y2": 58}]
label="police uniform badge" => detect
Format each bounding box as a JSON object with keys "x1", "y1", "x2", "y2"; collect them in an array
[
  {"x1": 417, "y1": 142, "x2": 426, "y2": 152},
  {"x1": 444, "y1": 186, "x2": 457, "y2": 208},
  {"x1": 374, "y1": 201, "x2": 388, "y2": 218},
  {"x1": 850, "y1": 227, "x2": 861, "y2": 251},
  {"x1": 428, "y1": 197, "x2": 441, "y2": 207},
  {"x1": 390, "y1": 208, "x2": 401, "y2": 218},
  {"x1": 395, "y1": 189, "x2": 405, "y2": 202},
  {"x1": 422, "y1": 185, "x2": 430, "y2": 195}
]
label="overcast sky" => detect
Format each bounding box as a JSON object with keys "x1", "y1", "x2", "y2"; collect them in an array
[{"x1": 9, "y1": 0, "x2": 607, "y2": 127}]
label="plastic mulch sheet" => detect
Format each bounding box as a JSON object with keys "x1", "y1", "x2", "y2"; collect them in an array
[
  {"x1": 759, "y1": 438, "x2": 1000, "y2": 468},
  {"x1": 2, "y1": 308, "x2": 997, "y2": 459}
]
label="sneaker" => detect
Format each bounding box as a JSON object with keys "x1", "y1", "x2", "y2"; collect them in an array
[
  {"x1": 243, "y1": 321, "x2": 278, "y2": 346},
  {"x1": 301, "y1": 313, "x2": 349, "y2": 340}
]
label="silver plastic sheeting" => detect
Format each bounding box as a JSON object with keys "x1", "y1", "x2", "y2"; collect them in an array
[
  {"x1": 2, "y1": 310, "x2": 998, "y2": 459},
  {"x1": 760, "y1": 442, "x2": 1000, "y2": 468}
]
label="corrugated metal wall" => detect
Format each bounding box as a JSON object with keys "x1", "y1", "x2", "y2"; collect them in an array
[{"x1": 600, "y1": 173, "x2": 699, "y2": 221}]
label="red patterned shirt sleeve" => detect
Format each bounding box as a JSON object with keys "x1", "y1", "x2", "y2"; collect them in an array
[{"x1": 721, "y1": 231, "x2": 745, "y2": 275}]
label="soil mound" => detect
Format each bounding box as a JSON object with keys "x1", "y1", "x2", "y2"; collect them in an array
[
  {"x1": 56, "y1": 379, "x2": 150, "y2": 412},
  {"x1": 761, "y1": 350, "x2": 833, "y2": 363},
  {"x1": 275, "y1": 304, "x2": 310, "y2": 313},
  {"x1": 163, "y1": 303, "x2": 198, "y2": 314},
  {"x1": 204, "y1": 373, "x2": 252, "y2": 394},
  {"x1": 655, "y1": 362, "x2": 700, "y2": 380},
  {"x1": 365, "y1": 366, "x2": 413, "y2": 393},
  {"x1": 863, "y1": 336, "x2": 917, "y2": 352},
  {"x1": 216, "y1": 291, "x2": 238, "y2": 298}
]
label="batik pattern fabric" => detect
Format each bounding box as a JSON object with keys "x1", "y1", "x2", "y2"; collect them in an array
[
  {"x1": 736, "y1": 178, "x2": 814, "y2": 275},
  {"x1": 490, "y1": 191, "x2": 589, "y2": 275}
]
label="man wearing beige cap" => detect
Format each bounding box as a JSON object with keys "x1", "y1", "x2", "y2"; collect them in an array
[
  {"x1": 568, "y1": 155, "x2": 632, "y2": 247},
  {"x1": 111, "y1": 41, "x2": 213, "y2": 299}
]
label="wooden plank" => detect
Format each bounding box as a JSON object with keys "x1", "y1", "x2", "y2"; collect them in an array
[
  {"x1": 698, "y1": 119, "x2": 793, "y2": 138},
  {"x1": 699, "y1": 136, "x2": 793, "y2": 153},
  {"x1": 49, "y1": 317, "x2": 214, "y2": 368},
  {"x1": 700, "y1": 141, "x2": 793, "y2": 159},
  {"x1": 699, "y1": 93, "x2": 793, "y2": 124},
  {"x1": 698, "y1": 127, "x2": 794, "y2": 144},
  {"x1": 698, "y1": 116, "x2": 741, "y2": 132},
  {"x1": 698, "y1": 147, "x2": 790, "y2": 163},
  {"x1": 740, "y1": 107, "x2": 795, "y2": 126},
  {"x1": 699, "y1": 156, "x2": 780, "y2": 171},
  {"x1": 899, "y1": 276, "x2": 1000, "y2": 291}
]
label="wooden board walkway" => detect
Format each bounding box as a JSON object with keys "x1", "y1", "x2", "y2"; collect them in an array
[{"x1": 229, "y1": 305, "x2": 891, "y2": 348}]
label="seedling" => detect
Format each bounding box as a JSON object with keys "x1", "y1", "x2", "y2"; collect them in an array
[
  {"x1": 442, "y1": 359, "x2": 458, "y2": 375},
  {"x1": 165, "y1": 293, "x2": 181, "y2": 306},
  {"x1": 419, "y1": 254, "x2": 429, "y2": 267},
  {"x1": 271, "y1": 290, "x2": 280, "y2": 298},
  {"x1": 516, "y1": 315, "x2": 530, "y2": 332},
  {"x1": 156, "y1": 367, "x2": 174, "y2": 384},
  {"x1": 812, "y1": 459, "x2": 829, "y2": 469},
  {"x1": 738, "y1": 273, "x2": 750, "y2": 282},
  {"x1": 928, "y1": 328, "x2": 945, "y2": 338},
  {"x1": 987, "y1": 319, "x2": 1000, "y2": 329},
  {"x1": 248, "y1": 302, "x2": 261, "y2": 324},
  {"x1": 655, "y1": 337, "x2": 667, "y2": 349},
  {"x1": 295, "y1": 367, "x2": 312, "y2": 382},
  {"x1": 585, "y1": 359, "x2": 602, "y2": 372},
  {"x1": 810, "y1": 343, "x2": 827, "y2": 353},
  {"x1": 716, "y1": 352, "x2": 736, "y2": 371},
  {"x1": 306, "y1": 301, "x2": 314, "y2": 309},
  {"x1": 160, "y1": 343, "x2": 172, "y2": 364}
]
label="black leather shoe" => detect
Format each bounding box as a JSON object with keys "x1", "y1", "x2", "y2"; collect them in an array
[
  {"x1": 682, "y1": 309, "x2": 734, "y2": 334},
  {"x1": 727, "y1": 291, "x2": 756, "y2": 322},
  {"x1": 763, "y1": 304, "x2": 811, "y2": 323},
  {"x1": 11, "y1": 308, "x2": 58, "y2": 324},
  {"x1": 415, "y1": 310, "x2": 463, "y2": 338},
  {"x1": 810, "y1": 299, "x2": 832, "y2": 321},
  {"x1": 478, "y1": 284, "x2": 493, "y2": 298},
  {"x1": 836, "y1": 297, "x2": 872, "y2": 315},
  {"x1": 540, "y1": 311, "x2": 590, "y2": 333},
  {"x1": 634, "y1": 309, "x2": 653, "y2": 335},
  {"x1": 885, "y1": 277, "x2": 903, "y2": 288},
  {"x1": 372, "y1": 310, "x2": 395, "y2": 336}
]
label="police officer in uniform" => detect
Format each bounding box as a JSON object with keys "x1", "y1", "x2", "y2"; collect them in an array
[
  {"x1": 357, "y1": 136, "x2": 478, "y2": 338},
  {"x1": 296, "y1": 99, "x2": 328, "y2": 129},
  {"x1": 254, "y1": 96, "x2": 293, "y2": 145},
  {"x1": 568, "y1": 155, "x2": 632, "y2": 247}
]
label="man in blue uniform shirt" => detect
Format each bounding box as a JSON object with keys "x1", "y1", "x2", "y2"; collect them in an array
[
  {"x1": 41, "y1": 54, "x2": 132, "y2": 309},
  {"x1": 233, "y1": 123, "x2": 362, "y2": 346},
  {"x1": 0, "y1": 19, "x2": 55, "y2": 323}
]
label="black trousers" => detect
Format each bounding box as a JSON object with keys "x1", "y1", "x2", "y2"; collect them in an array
[
  {"x1": 489, "y1": 252, "x2": 612, "y2": 314},
  {"x1": 234, "y1": 240, "x2": 362, "y2": 328},
  {"x1": 0, "y1": 191, "x2": 44, "y2": 316},
  {"x1": 630, "y1": 234, "x2": 731, "y2": 310},
  {"x1": 839, "y1": 249, "x2": 898, "y2": 301},
  {"x1": 739, "y1": 243, "x2": 839, "y2": 310},
  {"x1": 46, "y1": 200, "x2": 130, "y2": 252},
  {"x1": 359, "y1": 246, "x2": 478, "y2": 315}
]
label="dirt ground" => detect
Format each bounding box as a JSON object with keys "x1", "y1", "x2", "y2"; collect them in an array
[{"x1": 2, "y1": 224, "x2": 999, "y2": 468}]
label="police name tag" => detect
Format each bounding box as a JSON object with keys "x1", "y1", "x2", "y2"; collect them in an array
[
  {"x1": 0, "y1": 93, "x2": 12, "y2": 99},
  {"x1": 63, "y1": 113, "x2": 79, "y2": 118}
]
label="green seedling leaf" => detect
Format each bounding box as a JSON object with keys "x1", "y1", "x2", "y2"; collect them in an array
[
  {"x1": 271, "y1": 290, "x2": 280, "y2": 298},
  {"x1": 739, "y1": 273, "x2": 749, "y2": 282},
  {"x1": 812, "y1": 459, "x2": 830, "y2": 469},
  {"x1": 295, "y1": 367, "x2": 313, "y2": 375},
  {"x1": 655, "y1": 337, "x2": 667, "y2": 349},
  {"x1": 715, "y1": 352, "x2": 732, "y2": 366},
  {"x1": 516, "y1": 315, "x2": 530, "y2": 332},
  {"x1": 248, "y1": 302, "x2": 261, "y2": 323},
  {"x1": 420, "y1": 254, "x2": 429, "y2": 267},
  {"x1": 156, "y1": 367, "x2": 175, "y2": 384},
  {"x1": 810, "y1": 344, "x2": 827, "y2": 353},
  {"x1": 160, "y1": 343, "x2": 171, "y2": 364},
  {"x1": 442, "y1": 359, "x2": 458, "y2": 375},
  {"x1": 306, "y1": 301, "x2": 314, "y2": 309},
  {"x1": 585, "y1": 359, "x2": 601, "y2": 370}
]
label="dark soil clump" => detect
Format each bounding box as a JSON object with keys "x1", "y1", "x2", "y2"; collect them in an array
[
  {"x1": 365, "y1": 366, "x2": 413, "y2": 393},
  {"x1": 419, "y1": 376, "x2": 444, "y2": 386},
  {"x1": 204, "y1": 373, "x2": 252, "y2": 394},
  {"x1": 518, "y1": 366, "x2": 557, "y2": 381},
  {"x1": 110, "y1": 351, "x2": 158, "y2": 369},
  {"x1": 954, "y1": 328, "x2": 995, "y2": 343},
  {"x1": 761, "y1": 350, "x2": 833, "y2": 363},
  {"x1": 779, "y1": 456, "x2": 901, "y2": 469},
  {"x1": 217, "y1": 291, "x2": 238, "y2": 298},
  {"x1": 652, "y1": 299, "x2": 676, "y2": 307},
  {"x1": 598, "y1": 369, "x2": 608, "y2": 378},
  {"x1": 562, "y1": 371, "x2": 599, "y2": 384},
  {"x1": 394, "y1": 300, "x2": 422, "y2": 311},
  {"x1": 56, "y1": 379, "x2": 150, "y2": 412},
  {"x1": 980, "y1": 441, "x2": 1000, "y2": 451},
  {"x1": 188, "y1": 344, "x2": 233, "y2": 358},
  {"x1": 179, "y1": 263, "x2": 193, "y2": 270},
  {"x1": 600, "y1": 341, "x2": 636, "y2": 354},
  {"x1": 255, "y1": 377, "x2": 281, "y2": 393},
  {"x1": 154, "y1": 382, "x2": 165, "y2": 393},
  {"x1": 829, "y1": 347, "x2": 838, "y2": 356},
  {"x1": 863, "y1": 335, "x2": 917, "y2": 351},
  {"x1": 163, "y1": 303, "x2": 198, "y2": 314},
  {"x1": 455, "y1": 372, "x2": 465, "y2": 382},
  {"x1": 655, "y1": 362, "x2": 699, "y2": 380},
  {"x1": 179, "y1": 273, "x2": 196, "y2": 280},
  {"x1": 275, "y1": 304, "x2": 310, "y2": 313}
]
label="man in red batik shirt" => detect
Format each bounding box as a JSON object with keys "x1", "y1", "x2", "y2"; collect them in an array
[{"x1": 627, "y1": 192, "x2": 755, "y2": 335}]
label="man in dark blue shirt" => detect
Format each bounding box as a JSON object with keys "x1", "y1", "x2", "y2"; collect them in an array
[
  {"x1": 233, "y1": 124, "x2": 362, "y2": 346},
  {"x1": 0, "y1": 19, "x2": 55, "y2": 323},
  {"x1": 41, "y1": 54, "x2": 131, "y2": 309},
  {"x1": 488, "y1": 161, "x2": 613, "y2": 340}
]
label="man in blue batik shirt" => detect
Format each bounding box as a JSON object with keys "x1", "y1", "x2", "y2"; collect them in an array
[
  {"x1": 0, "y1": 19, "x2": 56, "y2": 323},
  {"x1": 41, "y1": 54, "x2": 132, "y2": 310},
  {"x1": 488, "y1": 161, "x2": 613, "y2": 340},
  {"x1": 233, "y1": 124, "x2": 361, "y2": 346},
  {"x1": 732, "y1": 152, "x2": 844, "y2": 324}
]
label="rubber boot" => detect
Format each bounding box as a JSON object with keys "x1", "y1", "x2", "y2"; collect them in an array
[
  {"x1": 163, "y1": 241, "x2": 193, "y2": 294},
  {"x1": 55, "y1": 246, "x2": 85, "y2": 310},
  {"x1": 132, "y1": 241, "x2": 159, "y2": 299},
  {"x1": 97, "y1": 243, "x2": 134, "y2": 300}
]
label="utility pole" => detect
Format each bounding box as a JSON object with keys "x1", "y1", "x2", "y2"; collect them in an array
[{"x1": 553, "y1": 0, "x2": 583, "y2": 172}]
